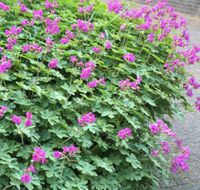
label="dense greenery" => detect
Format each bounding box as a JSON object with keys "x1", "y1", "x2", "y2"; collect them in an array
[{"x1": 0, "y1": 0, "x2": 193, "y2": 189}]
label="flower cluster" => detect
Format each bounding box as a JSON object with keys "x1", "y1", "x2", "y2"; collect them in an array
[
  {"x1": 78, "y1": 5, "x2": 93, "y2": 14},
  {"x1": 19, "y1": 2, "x2": 28, "y2": 13},
  {"x1": 195, "y1": 97, "x2": 200, "y2": 112},
  {"x1": 164, "y1": 58, "x2": 185, "y2": 72},
  {"x1": 119, "y1": 76, "x2": 142, "y2": 90},
  {"x1": 25, "y1": 112, "x2": 33, "y2": 127},
  {"x1": 92, "y1": 46, "x2": 101, "y2": 54},
  {"x1": 78, "y1": 112, "x2": 96, "y2": 127},
  {"x1": 0, "y1": 106, "x2": 7, "y2": 118},
  {"x1": 60, "y1": 29, "x2": 75, "y2": 44},
  {"x1": 123, "y1": 53, "x2": 135, "y2": 62},
  {"x1": 32, "y1": 147, "x2": 47, "y2": 164},
  {"x1": 107, "y1": 0, "x2": 123, "y2": 14},
  {"x1": 33, "y1": 10, "x2": 43, "y2": 19},
  {"x1": 0, "y1": 56, "x2": 12, "y2": 73},
  {"x1": 87, "y1": 78, "x2": 106, "y2": 88},
  {"x1": 45, "y1": 18, "x2": 60, "y2": 35},
  {"x1": 11, "y1": 112, "x2": 33, "y2": 127},
  {"x1": 149, "y1": 119, "x2": 176, "y2": 137},
  {"x1": 45, "y1": 0, "x2": 58, "y2": 10},
  {"x1": 184, "y1": 77, "x2": 200, "y2": 97},
  {"x1": 11, "y1": 115, "x2": 22, "y2": 125},
  {"x1": 48, "y1": 59, "x2": 59, "y2": 69},
  {"x1": 72, "y1": 19, "x2": 94, "y2": 33},
  {"x1": 22, "y1": 43, "x2": 43, "y2": 53},
  {"x1": 54, "y1": 144, "x2": 79, "y2": 158},
  {"x1": 80, "y1": 61, "x2": 96, "y2": 79},
  {"x1": 0, "y1": 2, "x2": 9, "y2": 11},
  {"x1": 117, "y1": 128, "x2": 132, "y2": 140}
]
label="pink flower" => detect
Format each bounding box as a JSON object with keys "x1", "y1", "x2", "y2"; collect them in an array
[
  {"x1": 21, "y1": 173, "x2": 31, "y2": 183},
  {"x1": 62, "y1": 144, "x2": 78, "y2": 156},
  {"x1": 195, "y1": 97, "x2": 200, "y2": 111},
  {"x1": 11, "y1": 115, "x2": 22, "y2": 125},
  {"x1": 25, "y1": 112, "x2": 33, "y2": 127},
  {"x1": 171, "y1": 154, "x2": 189, "y2": 173},
  {"x1": 0, "y1": 56, "x2": 12, "y2": 73},
  {"x1": 123, "y1": 53, "x2": 135, "y2": 62},
  {"x1": 75, "y1": 19, "x2": 94, "y2": 33},
  {"x1": 66, "y1": 30, "x2": 75, "y2": 39},
  {"x1": 78, "y1": 112, "x2": 96, "y2": 126},
  {"x1": 92, "y1": 47, "x2": 101, "y2": 53},
  {"x1": 160, "y1": 141, "x2": 170, "y2": 154},
  {"x1": 33, "y1": 10, "x2": 43, "y2": 19},
  {"x1": 45, "y1": 0, "x2": 58, "y2": 9},
  {"x1": 105, "y1": 40, "x2": 112, "y2": 49},
  {"x1": 80, "y1": 67, "x2": 92, "y2": 79},
  {"x1": 25, "y1": 164, "x2": 35, "y2": 173},
  {"x1": 21, "y1": 19, "x2": 29, "y2": 26},
  {"x1": 149, "y1": 123, "x2": 160, "y2": 135},
  {"x1": 107, "y1": 0, "x2": 123, "y2": 14},
  {"x1": 99, "y1": 32, "x2": 105, "y2": 39},
  {"x1": 5, "y1": 26, "x2": 22, "y2": 36},
  {"x1": 60, "y1": 37, "x2": 69, "y2": 44},
  {"x1": 48, "y1": 59, "x2": 58, "y2": 69},
  {"x1": 45, "y1": 18, "x2": 60, "y2": 35},
  {"x1": 32, "y1": 147, "x2": 46, "y2": 164},
  {"x1": 117, "y1": 128, "x2": 132, "y2": 140},
  {"x1": 19, "y1": 2, "x2": 28, "y2": 12},
  {"x1": 0, "y1": 2, "x2": 10, "y2": 11},
  {"x1": 120, "y1": 24, "x2": 126, "y2": 30},
  {"x1": 87, "y1": 80, "x2": 99, "y2": 88},
  {"x1": 0, "y1": 106, "x2": 7, "y2": 118},
  {"x1": 85, "y1": 61, "x2": 96, "y2": 70},
  {"x1": 151, "y1": 149, "x2": 159, "y2": 157},
  {"x1": 53, "y1": 151, "x2": 63, "y2": 159},
  {"x1": 147, "y1": 33, "x2": 155, "y2": 43},
  {"x1": 70, "y1": 56, "x2": 78, "y2": 63}
]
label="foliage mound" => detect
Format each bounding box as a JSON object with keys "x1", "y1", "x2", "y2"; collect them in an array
[{"x1": 0, "y1": 0, "x2": 199, "y2": 189}]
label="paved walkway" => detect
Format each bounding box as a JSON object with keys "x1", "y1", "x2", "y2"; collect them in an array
[{"x1": 160, "y1": 16, "x2": 200, "y2": 190}]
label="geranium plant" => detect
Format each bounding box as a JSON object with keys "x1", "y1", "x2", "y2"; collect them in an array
[{"x1": 0, "y1": 0, "x2": 199, "y2": 189}]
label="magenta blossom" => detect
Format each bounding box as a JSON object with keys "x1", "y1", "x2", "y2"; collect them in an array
[
  {"x1": 147, "y1": 33, "x2": 155, "y2": 43},
  {"x1": 11, "y1": 115, "x2": 22, "y2": 125},
  {"x1": 53, "y1": 151, "x2": 63, "y2": 159},
  {"x1": 45, "y1": 18, "x2": 60, "y2": 35},
  {"x1": 0, "y1": 106, "x2": 7, "y2": 118},
  {"x1": 25, "y1": 164, "x2": 36, "y2": 173},
  {"x1": 151, "y1": 149, "x2": 159, "y2": 157},
  {"x1": 60, "y1": 37, "x2": 69, "y2": 44},
  {"x1": 48, "y1": 59, "x2": 58, "y2": 69},
  {"x1": 123, "y1": 53, "x2": 135, "y2": 62},
  {"x1": 92, "y1": 47, "x2": 101, "y2": 53},
  {"x1": 78, "y1": 112, "x2": 96, "y2": 126},
  {"x1": 62, "y1": 144, "x2": 78, "y2": 156},
  {"x1": 117, "y1": 128, "x2": 132, "y2": 140},
  {"x1": 87, "y1": 80, "x2": 99, "y2": 88},
  {"x1": 32, "y1": 147, "x2": 46, "y2": 164},
  {"x1": 105, "y1": 40, "x2": 112, "y2": 49},
  {"x1": 70, "y1": 56, "x2": 78, "y2": 63},
  {"x1": 0, "y1": 56, "x2": 12, "y2": 73},
  {"x1": 160, "y1": 141, "x2": 170, "y2": 154},
  {"x1": 33, "y1": 10, "x2": 43, "y2": 19},
  {"x1": 19, "y1": 2, "x2": 28, "y2": 12},
  {"x1": 195, "y1": 97, "x2": 200, "y2": 111},
  {"x1": 0, "y1": 2, "x2": 10, "y2": 11},
  {"x1": 75, "y1": 19, "x2": 94, "y2": 33},
  {"x1": 80, "y1": 67, "x2": 92, "y2": 79},
  {"x1": 85, "y1": 61, "x2": 96, "y2": 70},
  {"x1": 25, "y1": 112, "x2": 33, "y2": 127},
  {"x1": 107, "y1": 0, "x2": 123, "y2": 14},
  {"x1": 21, "y1": 173, "x2": 31, "y2": 183}
]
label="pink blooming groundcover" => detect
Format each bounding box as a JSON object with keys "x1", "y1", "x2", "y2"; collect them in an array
[{"x1": 0, "y1": 0, "x2": 199, "y2": 189}]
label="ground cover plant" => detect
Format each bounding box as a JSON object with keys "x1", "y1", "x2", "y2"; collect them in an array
[{"x1": 0, "y1": 0, "x2": 200, "y2": 189}]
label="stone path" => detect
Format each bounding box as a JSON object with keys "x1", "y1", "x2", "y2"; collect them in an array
[{"x1": 159, "y1": 15, "x2": 200, "y2": 190}]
